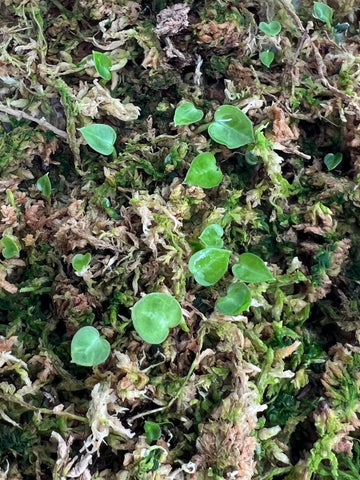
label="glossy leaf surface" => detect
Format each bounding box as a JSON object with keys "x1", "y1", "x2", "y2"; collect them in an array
[
  {"x1": 80, "y1": 124, "x2": 116, "y2": 155},
  {"x1": 216, "y1": 283, "x2": 252, "y2": 315},
  {"x1": 174, "y1": 101, "x2": 204, "y2": 126},
  {"x1": 199, "y1": 224, "x2": 224, "y2": 248},
  {"x1": 93, "y1": 51, "x2": 112, "y2": 81},
  {"x1": 184, "y1": 152, "x2": 223, "y2": 188},
  {"x1": 232, "y1": 253, "x2": 275, "y2": 283},
  {"x1": 208, "y1": 105, "x2": 254, "y2": 149},
  {"x1": 189, "y1": 248, "x2": 231, "y2": 286}
]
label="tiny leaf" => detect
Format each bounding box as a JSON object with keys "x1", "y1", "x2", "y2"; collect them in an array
[
  {"x1": 199, "y1": 224, "x2": 224, "y2": 248},
  {"x1": 36, "y1": 173, "x2": 51, "y2": 198},
  {"x1": 313, "y1": 2, "x2": 333, "y2": 28},
  {"x1": 216, "y1": 283, "x2": 252, "y2": 315},
  {"x1": 145, "y1": 421, "x2": 161, "y2": 444},
  {"x1": 184, "y1": 152, "x2": 223, "y2": 188},
  {"x1": 232, "y1": 253, "x2": 275, "y2": 283},
  {"x1": 260, "y1": 51, "x2": 275, "y2": 68},
  {"x1": 1, "y1": 235, "x2": 20, "y2": 259},
  {"x1": 80, "y1": 124, "x2": 116, "y2": 155},
  {"x1": 132, "y1": 293, "x2": 183, "y2": 344},
  {"x1": 189, "y1": 248, "x2": 231, "y2": 286},
  {"x1": 71, "y1": 326, "x2": 111, "y2": 366},
  {"x1": 174, "y1": 101, "x2": 204, "y2": 126},
  {"x1": 324, "y1": 152, "x2": 343, "y2": 171},
  {"x1": 72, "y1": 253, "x2": 92, "y2": 275},
  {"x1": 259, "y1": 21, "x2": 282, "y2": 36},
  {"x1": 93, "y1": 51, "x2": 112, "y2": 81},
  {"x1": 208, "y1": 105, "x2": 254, "y2": 149}
]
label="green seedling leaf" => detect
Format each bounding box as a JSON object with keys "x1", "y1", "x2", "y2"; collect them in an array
[
  {"x1": 324, "y1": 152, "x2": 343, "y2": 171},
  {"x1": 260, "y1": 51, "x2": 275, "y2": 68},
  {"x1": 199, "y1": 224, "x2": 224, "y2": 248},
  {"x1": 71, "y1": 326, "x2": 111, "y2": 366},
  {"x1": 80, "y1": 124, "x2": 116, "y2": 155},
  {"x1": 174, "y1": 101, "x2": 204, "y2": 126},
  {"x1": 72, "y1": 253, "x2": 92, "y2": 275},
  {"x1": 184, "y1": 152, "x2": 223, "y2": 188},
  {"x1": 189, "y1": 248, "x2": 231, "y2": 286},
  {"x1": 232, "y1": 253, "x2": 275, "y2": 283},
  {"x1": 145, "y1": 421, "x2": 161, "y2": 444},
  {"x1": 313, "y1": 2, "x2": 333, "y2": 28},
  {"x1": 1, "y1": 235, "x2": 20, "y2": 259},
  {"x1": 259, "y1": 21, "x2": 282, "y2": 36},
  {"x1": 216, "y1": 283, "x2": 252, "y2": 315},
  {"x1": 36, "y1": 173, "x2": 51, "y2": 198},
  {"x1": 93, "y1": 51, "x2": 112, "y2": 81},
  {"x1": 132, "y1": 293, "x2": 183, "y2": 344},
  {"x1": 208, "y1": 105, "x2": 254, "y2": 149}
]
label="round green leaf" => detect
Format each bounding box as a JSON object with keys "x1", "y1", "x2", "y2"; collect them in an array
[
  {"x1": 132, "y1": 293, "x2": 183, "y2": 344},
  {"x1": 80, "y1": 124, "x2": 116, "y2": 155},
  {"x1": 324, "y1": 153, "x2": 343, "y2": 171},
  {"x1": 232, "y1": 253, "x2": 275, "y2": 283},
  {"x1": 199, "y1": 224, "x2": 224, "y2": 248},
  {"x1": 71, "y1": 326, "x2": 111, "y2": 366},
  {"x1": 208, "y1": 105, "x2": 254, "y2": 149},
  {"x1": 184, "y1": 152, "x2": 223, "y2": 188},
  {"x1": 72, "y1": 253, "x2": 92, "y2": 275},
  {"x1": 260, "y1": 51, "x2": 275, "y2": 68},
  {"x1": 259, "y1": 21, "x2": 282, "y2": 36},
  {"x1": 93, "y1": 51, "x2": 112, "y2": 81},
  {"x1": 313, "y1": 2, "x2": 333, "y2": 28},
  {"x1": 36, "y1": 173, "x2": 51, "y2": 198},
  {"x1": 145, "y1": 421, "x2": 161, "y2": 444},
  {"x1": 1, "y1": 236, "x2": 20, "y2": 259},
  {"x1": 189, "y1": 248, "x2": 231, "y2": 286},
  {"x1": 174, "y1": 101, "x2": 204, "y2": 126},
  {"x1": 216, "y1": 283, "x2": 252, "y2": 315}
]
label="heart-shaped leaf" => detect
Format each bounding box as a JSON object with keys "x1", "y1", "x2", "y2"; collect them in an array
[
  {"x1": 93, "y1": 51, "x2": 112, "y2": 81},
  {"x1": 72, "y1": 253, "x2": 92, "y2": 275},
  {"x1": 259, "y1": 21, "x2": 282, "y2": 36},
  {"x1": 208, "y1": 105, "x2": 254, "y2": 149},
  {"x1": 174, "y1": 101, "x2": 204, "y2": 126},
  {"x1": 1, "y1": 235, "x2": 20, "y2": 259},
  {"x1": 80, "y1": 124, "x2": 116, "y2": 155},
  {"x1": 260, "y1": 51, "x2": 275, "y2": 68},
  {"x1": 189, "y1": 248, "x2": 231, "y2": 286},
  {"x1": 324, "y1": 152, "x2": 343, "y2": 171},
  {"x1": 71, "y1": 326, "x2": 111, "y2": 366},
  {"x1": 199, "y1": 224, "x2": 224, "y2": 248},
  {"x1": 216, "y1": 283, "x2": 252, "y2": 315},
  {"x1": 132, "y1": 293, "x2": 183, "y2": 344},
  {"x1": 232, "y1": 253, "x2": 275, "y2": 283},
  {"x1": 184, "y1": 152, "x2": 223, "y2": 188}
]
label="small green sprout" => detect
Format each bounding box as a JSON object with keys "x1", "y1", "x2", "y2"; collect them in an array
[
  {"x1": 174, "y1": 101, "x2": 204, "y2": 126},
  {"x1": 71, "y1": 326, "x2": 111, "y2": 366},
  {"x1": 199, "y1": 224, "x2": 224, "y2": 248},
  {"x1": 259, "y1": 21, "x2": 282, "y2": 36},
  {"x1": 313, "y1": 2, "x2": 333, "y2": 29},
  {"x1": 324, "y1": 152, "x2": 343, "y2": 171},
  {"x1": 260, "y1": 51, "x2": 275, "y2": 68},
  {"x1": 1, "y1": 235, "x2": 20, "y2": 259},
  {"x1": 232, "y1": 253, "x2": 274, "y2": 283},
  {"x1": 92, "y1": 51, "x2": 112, "y2": 81},
  {"x1": 189, "y1": 248, "x2": 231, "y2": 286},
  {"x1": 131, "y1": 293, "x2": 183, "y2": 344},
  {"x1": 145, "y1": 421, "x2": 161, "y2": 444},
  {"x1": 72, "y1": 253, "x2": 92, "y2": 275},
  {"x1": 208, "y1": 105, "x2": 254, "y2": 149},
  {"x1": 183, "y1": 152, "x2": 223, "y2": 188},
  {"x1": 36, "y1": 173, "x2": 51, "y2": 199},
  {"x1": 79, "y1": 124, "x2": 116, "y2": 155},
  {"x1": 216, "y1": 283, "x2": 252, "y2": 315}
]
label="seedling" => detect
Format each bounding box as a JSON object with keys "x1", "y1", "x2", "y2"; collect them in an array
[
  {"x1": 174, "y1": 101, "x2": 204, "y2": 126},
  {"x1": 260, "y1": 51, "x2": 275, "y2": 68},
  {"x1": 183, "y1": 152, "x2": 223, "y2": 188},
  {"x1": 145, "y1": 421, "x2": 161, "y2": 444},
  {"x1": 131, "y1": 293, "x2": 183, "y2": 344},
  {"x1": 189, "y1": 248, "x2": 231, "y2": 286},
  {"x1": 199, "y1": 224, "x2": 224, "y2": 248},
  {"x1": 259, "y1": 21, "x2": 282, "y2": 36},
  {"x1": 72, "y1": 253, "x2": 92, "y2": 275},
  {"x1": 208, "y1": 105, "x2": 254, "y2": 149},
  {"x1": 313, "y1": 2, "x2": 333, "y2": 29},
  {"x1": 36, "y1": 173, "x2": 51, "y2": 200},
  {"x1": 71, "y1": 326, "x2": 111, "y2": 366},
  {"x1": 232, "y1": 253, "x2": 274, "y2": 283},
  {"x1": 216, "y1": 283, "x2": 252, "y2": 315},
  {"x1": 324, "y1": 152, "x2": 343, "y2": 171},
  {"x1": 1, "y1": 235, "x2": 20, "y2": 259},
  {"x1": 93, "y1": 51, "x2": 112, "y2": 81},
  {"x1": 79, "y1": 124, "x2": 116, "y2": 155}
]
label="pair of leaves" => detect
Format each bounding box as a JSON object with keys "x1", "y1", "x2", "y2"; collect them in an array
[
  {"x1": 71, "y1": 326, "x2": 111, "y2": 366},
  {"x1": 132, "y1": 293, "x2": 183, "y2": 344}
]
